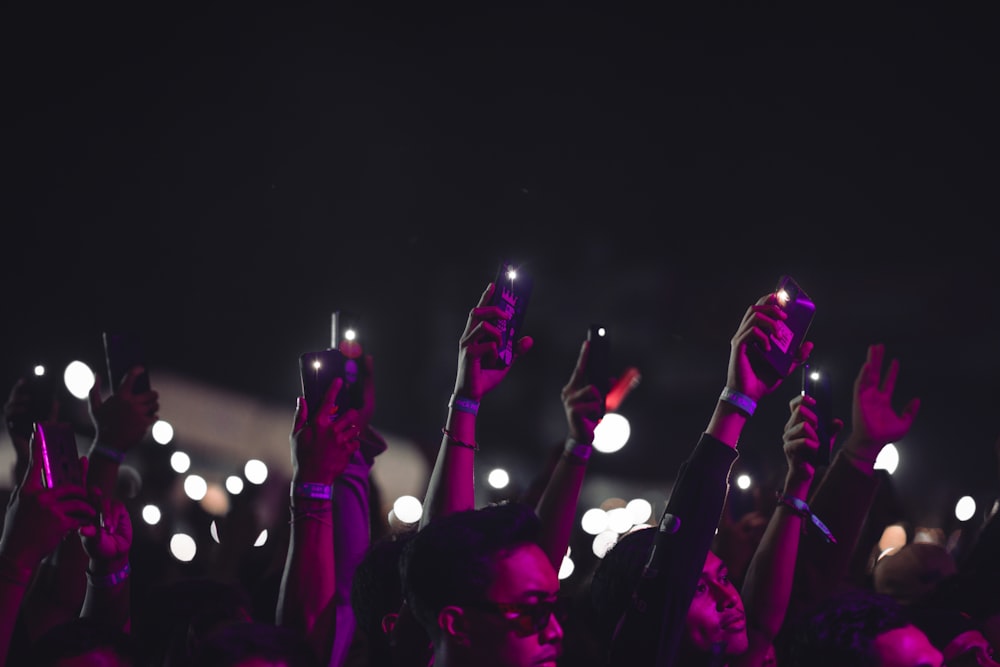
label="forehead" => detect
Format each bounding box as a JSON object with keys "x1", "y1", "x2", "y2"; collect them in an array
[
  {"x1": 872, "y1": 625, "x2": 942, "y2": 667},
  {"x1": 486, "y1": 543, "x2": 559, "y2": 599},
  {"x1": 703, "y1": 550, "x2": 725, "y2": 574}
]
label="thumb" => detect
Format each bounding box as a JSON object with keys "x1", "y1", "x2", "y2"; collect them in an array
[{"x1": 292, "y1": 396, "x2": 307, "y2": 433}]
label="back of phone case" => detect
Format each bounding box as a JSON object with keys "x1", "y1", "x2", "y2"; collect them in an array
[
  {"x1": 103, "y1": 332, "x2": 151, "y2": 395},
  {"x1": 488, "y1": 261, "x2": 532, "y2": 367},
  {"x1": 751, "y1": 275, "x2": 816, "y2": 378},
  {"x1": 586, "y1": 324, "x2": 611, "y2": 412},
  {"x1": 36, "y1": 421, "x2": 83, "y2": 488},
  {"x1": 7, "y1": 370, "x2": 56, "y2": 438},
  {"x1": 331, "y1": 310, "x2": 365, "y2": 410}
]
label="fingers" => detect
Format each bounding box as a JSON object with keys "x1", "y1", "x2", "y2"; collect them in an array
[
  {"x1": 565, "y1": 340, "x2": 589, "y2": 389},
  {"x1": 476, "y1": 282, "x2": 494, "y2": 308},
  {"x1": 318, "y1": 377, "x2": 346, "y2": 422},
  {"x1": 512, "y1": 335, "x2": 533, "y2": 360},
  {"x1": 881, "y1": 358, "x2": 900, "y2": 395}
]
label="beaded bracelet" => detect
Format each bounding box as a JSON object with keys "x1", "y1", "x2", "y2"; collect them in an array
[{"x1": 442, "y1": 428, "x2": 478, "y2": 451}]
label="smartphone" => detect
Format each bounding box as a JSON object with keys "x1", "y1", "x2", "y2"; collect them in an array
[
  {"x1": 103, "y1": 332, "x2": 151, "y2": 395},
  {"x1": 801, "y1": 364, "x2": 834, "y2": 465},
  {"x1": 299, "y1": 348, "x2": 350, "y2": 419},
  {"x1": 488, "y1": 261, "x2": 533, "y2": 367},
  {"x1": 331, "y1": 310, "x2": 365, "y2": 410},
  {"x1": 7, "y1": 366, "x2": 56, "y2": 438},
  {"x1": 586, "y1": 324, "x2": 611, "y2": 414},
  {"x1": 750, "y1": 275, "x2": 816, "y2": 378},
  {"x1": 36, "y1": 421, "x2": 83, "y2": 488}
]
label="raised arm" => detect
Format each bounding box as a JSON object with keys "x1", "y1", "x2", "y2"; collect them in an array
[
  {"x1": 277, "y1": 377, "x2": 361, "y2": 663},
  {"x1": 0, "y1": 426, "x2": 96, "y2": 665},
  {"x1": 734, "y1": 393, "x2": 840, "y2": 666},
  {"x1": 78, "y1": 491, "x2": 132, "y2": 632},
  {"x1": 420, "y1": 281, "x2": 533, "y2": 527},
  {"x1": 535, "y1": 339, "x2": 603, "y2": 570},
  {"x1": 607, "y1": 291, "x2": 813, "y2": 665},
  {"x1": 787, "y1": 343, "x2": 920, "y2": 619}
]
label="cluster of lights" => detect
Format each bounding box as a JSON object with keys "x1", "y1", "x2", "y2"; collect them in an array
[{"x1": 582, "y1": 498, "x2": 655, "y2": 560}]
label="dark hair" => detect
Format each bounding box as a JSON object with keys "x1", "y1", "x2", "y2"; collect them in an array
[
  {"x1": 24, "y1": 617, "x2": 138, "y2": 666},
  {"x1": 190, "y1": 621, "x2": 320, "y2": 667},
  {"x1": 351, "y1": 528, "x2": 419, "y2": 662},
  {"x1": 780, "y1": 589, "x2": 917, "y2": 667},
  {"x1": 400, "y1": 502, "x2": 542, "y2": 638},
  {"x1": 588, "y1": 526, "x2": 657, "y2": 647}
]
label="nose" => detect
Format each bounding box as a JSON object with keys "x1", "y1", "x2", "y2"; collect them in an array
[
  {"x1": 542, "y1": 609, "x2": 564, "y2": 643},
  {"x1": 710, "y1": 580, "x2": 739, "y2": 611}
]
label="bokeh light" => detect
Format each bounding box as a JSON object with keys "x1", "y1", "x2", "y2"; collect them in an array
[
  {"x1": 593, "y1": 413, "x2": 631, "y2": 453},
  {"x1": 64, "y1": 361, "x2": 95, "y2": 399},
  {"x1": 244, "y1": 459, "x2": 268, "y2": 484}
]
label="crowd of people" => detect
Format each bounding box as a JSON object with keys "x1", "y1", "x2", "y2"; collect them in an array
[{"x1": 2, "y1": 278, "x2": 1000, "y2": 667}]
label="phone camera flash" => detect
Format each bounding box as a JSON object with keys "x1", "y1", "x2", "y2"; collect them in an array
[{"x1": 312, "y1": 360, "x2": 322, "y2": 370}]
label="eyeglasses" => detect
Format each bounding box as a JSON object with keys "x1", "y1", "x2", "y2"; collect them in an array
[{"x1": 464, "y1": 597, "x2": 565, "y2": 635}]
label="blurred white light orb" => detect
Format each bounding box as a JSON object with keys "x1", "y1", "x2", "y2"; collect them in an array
[
  {"x1": 558, "y1": 555, "x2": 575, "y2": 580},
  {"x1": 141, "y1": 504, "x2": 161, "y2": 525},
  {"x1": 152, "y1": 420, "x2": 174, "y2": 444},
  {"x1": 875, "y1": 443, "x2": 899, "y2": 475},
  {"x1": 170, "y1": 451, "x2": 191, "y2": 474},
  {"x1": 393, "y1": 495, "x2": 423, "y2": 524},
  {"x1": 955, "y1": 496, "x2": 977, "y2": 522},
  {"x1": 183, "y1": 475, "x2": 207, "y2": 501},
  {"x1": 736, "y1": 474, "x2": 752, "y2": 490},
  {"x1": 64, "y1": 361, "x2": 95, "y2": 399},
  {"x1": 607, "y1": 507, "x2": 633, "y2": 534},
  {"x1": 254, "y1": 530, "x2": 268, "y2": 547},
  {"x1": 581, "y1": 508, "x2": 609, "y2": 535},
  {"x1": 593, "y1": 413, "x2": 631, "y2": 453},
  {"x1": 626, "y1": 498, "x2": 653, "y2": 525},
  {"x1": 33, "y1": 365, "x2": 46, "y2": 377},
  {"x1": 169, "y1": 533, "x2": 197, "y2": 562},
  {"x1": 244, "y1": 459, "x2": 268, "y2": 484},
  {"x1": 592, "y1": 530, "x2": 620, "y2": 558},
  {"x1": 487, "y1": 468, "x2": 510, "y2": 489},
  {"x1": 226, "y1": 475, "x2": 245, "y2": 495}
]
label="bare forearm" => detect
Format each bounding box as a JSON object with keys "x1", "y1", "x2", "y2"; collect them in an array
[
  {"x1": 420, "y1": 409, "x2": 476, "y2": 528},
  {"x1": 535, "y1": 448, "x2": 588, "y2": 570}
]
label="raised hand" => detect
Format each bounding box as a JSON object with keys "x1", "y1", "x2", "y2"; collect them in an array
[
  {"x1": 0, "y1": 427, "x2": 96, "y2": 572},
  {"x1": 79, "y1": 489, "x2": 132, "y2": 567},
  {"x1": 843, "y1": 343, "x2": 920, "y2": 464},
  {"x1": 452, "y1": 282, "x2": 534, "y2": 401},
  {"x1": 782, "y1": 394, "x2": 845, "y2": 488},
  {"x1": 729, "y1": 293, "x2": 814, "y2": 402},
  {"x1": 561, "y1": 340, "x2": 605, "y2": 446},
  {"x1": 87, "y1": 367, "x2": 159, "y2": 453},
  {"x1": 290, "y1": 377, "x2": 362, "y2": 484}
]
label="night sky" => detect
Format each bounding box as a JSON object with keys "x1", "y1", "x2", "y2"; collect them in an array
[{"x1": 4, "y1": 5, "x2": 999, "y2": 530}]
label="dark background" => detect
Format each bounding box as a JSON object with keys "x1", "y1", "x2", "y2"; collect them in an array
[{"x1": 3, "y1": 4, "x2": 999, "y2": 531}]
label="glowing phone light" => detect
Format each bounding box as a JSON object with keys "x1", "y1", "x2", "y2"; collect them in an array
[
  {"x1": 312, "y1": 360, "x2": 322, "y2": 370},
  {"x1": 344, "y1": 328, "x2": 357, "y2": 341},
  {"x1": 506, "y1": 268, "x2": 517, "y2": 281},
  {"x1": 777, "y1": 289, "x2": 790, "y2": 306}
]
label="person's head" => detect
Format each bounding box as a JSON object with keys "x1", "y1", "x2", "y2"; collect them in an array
[
  {"x1": 781, "y1": 589, "x2": 944, "y2": 667},
  {"x1": 25, "y1": 617, "x2": 139, "y2": 667},
  {"x1": 589, "y1": 526, "x2": 748, "y2": 659},
  {"x1": 909, "y1": 604, "x2": 1000, "y2": 667},
  {"x1": 873, "y1": 542, "x2": 958, "y2": 605},
  {"x1": 351, "y1": 527, "x2": 424, "y2": 665},
  {"x1": 400, "y1": 502, "x2": 563, "y2": 667}
]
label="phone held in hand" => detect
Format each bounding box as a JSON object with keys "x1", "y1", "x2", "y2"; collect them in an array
[
  {"x1": 331, "y1": 310, "x2": 365, "y2": 410},
  {"x1": 7, "y1": 366, "x2": 56, "y2": 438},
  {"x1": 586, "y1": 324, "x2": 611, "y2": 414},
  {"x1": 801, "y1": 364, "x2": 834, "y2": 465},
  {"x1": 36, "y1": 421, "x2": 83, "y2": 489},
  {"x1": 299, "y1": 348, "x2": 350, "y2": 420},
  {"x1": 750, "y1": 275, "x2": 816, "y2": 378},
  {"x1": 103, "y1": 332, "x2": 151, "y2": 395},
  {"x1": 488, "y1": 261, "x2": 532, "y2": 367}
]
